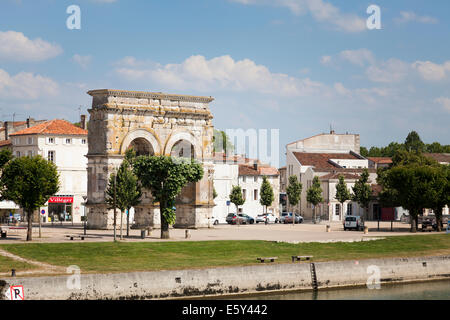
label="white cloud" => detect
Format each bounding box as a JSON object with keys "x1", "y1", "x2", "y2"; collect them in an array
[
  {"x1": 339, "y1": 49, "x2": 375, "y2": 67},
  {"x1": 412, "y1": 61, "x2": 450, "y2": 82},
  {"x1": 366, "y1": 59, "x2": 410, "y2": 83},
  {"x1": 395, "y1": 11, "x2": 438, "y2": 25},
  {"x1": 435, "y1": 97, "x2": 450, "y2": 113},
  {"x1": 0, "y1": 69, "x2": 58, "y2": 99},
  {"x1": 72, "y1": 54, "x2": 92, "y2": 69},
  {"x1": 115, "y1": 55, "x2": 325, "y2": 97},
  {"x1": 230, "y1": 0, "x2": 366, "y2": 32},
  {"x1": 0, "y1": 30, "x2": 63, "y2": 62}
]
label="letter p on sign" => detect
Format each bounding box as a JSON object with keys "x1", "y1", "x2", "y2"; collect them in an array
[{"x1": 9, "y1": 285, "x2": 24, "y2": 300}]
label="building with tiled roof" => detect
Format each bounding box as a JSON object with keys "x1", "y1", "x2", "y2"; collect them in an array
[
  {"x1": 212, "y1": 153, "x2": 280, "y2": 224},
  {"x1": 285, "y1": 131, "x2": 380, "y2": 222},
  {"x1": 368, "y1": 157, "x2": 393, "y2": 169},
  {"x1": 0, "y1": 118, "x2": 47, "y2": 141},
  {"x1": 6, "y1": 117, "x2": 88, "y2": 224},
  {"x1": 424, "y1": 153, "x2": 450, "y2": 165}
]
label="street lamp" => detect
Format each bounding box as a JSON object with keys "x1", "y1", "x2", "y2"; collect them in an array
[{"x1": 82, "y1": 195, "x2": 87, "y2": 235}]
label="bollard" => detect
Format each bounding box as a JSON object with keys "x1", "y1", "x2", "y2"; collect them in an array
[
  {"x1": 364, "y1": 226, "x2": 369, "y2": 234},
  {"x1": 185, "y1": 229, "x2": 191, "y2": 239},
  {"x1": 326, "y1": 225, "x2": 331, "y2": 233},
  {"x1": 11, "y1": 269, "x2": 16, "y2": 277}
]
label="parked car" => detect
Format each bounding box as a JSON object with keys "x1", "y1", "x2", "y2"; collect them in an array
[
  {"x1": 239, "y1": 214, "x2": 255, "y2": 224},
  {"x1": 211, "y1": 216, "x2": 219, "y2": 225},
  {"x1": 284, "y1": 213, "x2": 304, "y2": 224},
  {"x1": 226, "y1": 213, "x2": 247, "y2": 225},
  {"x1": 280, "y1": 212, "x2": 290, "y2": 224},
  {"x1": 256, "y1": 213, "x2": 279, "y2": 224},
  {"x1": 343, "y1": 216, "x2": 364, "y2": 231}
]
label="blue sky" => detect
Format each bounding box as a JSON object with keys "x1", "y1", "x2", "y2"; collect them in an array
[{"x1": 0, "y1": 0, "x2": 449, "y2": 164}]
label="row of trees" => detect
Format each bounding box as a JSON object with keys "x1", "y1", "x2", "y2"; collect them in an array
[
  {"x1": 285, "y1": 170, "x2": 373, "y2": 223},
  {"x1": 361, "y1": 131, "x2": 450, "y2": 157},
  {"x1": 0, "y1": 147, "x2": 204, "y2": 241}
]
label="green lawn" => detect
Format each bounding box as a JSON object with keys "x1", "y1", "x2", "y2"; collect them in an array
[
  {"x1": 0, "y1": 255, "x2": 37, "y2": 273},
  {"x1": 0, "y1": 234, "x2": 449, "y2": 274}
]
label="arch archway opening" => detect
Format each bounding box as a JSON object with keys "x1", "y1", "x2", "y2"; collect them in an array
[
  {"x1": 171, "y1": 139, "x2": 195, "y2": 160},
  {"x1": 128, "y1": 138, "x2": 155, "y2": 156}
]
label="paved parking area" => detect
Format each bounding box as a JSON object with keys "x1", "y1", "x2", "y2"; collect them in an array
[{"x1": 0, "y1": 221, "x2": 431, "y2": 244}]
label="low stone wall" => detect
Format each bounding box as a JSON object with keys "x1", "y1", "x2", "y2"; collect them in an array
[{"x1": 1, "y1": 255, "x2": 449, "y2": 300}]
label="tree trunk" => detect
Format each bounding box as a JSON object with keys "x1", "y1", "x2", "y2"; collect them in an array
[
  {"x1": 435, "y1": 207, "x2": 442, "y2": 232},
  {"x1": 160, "y1": 201, "x2": 170, "y2": 239},
  {"x1": 410, "y1": 212, "x2": 417, "y2": 233},
  {"x1": 26, "y1": 210, "x2": 32, "y2": 241},
  {"x1": 126, "y1": 208, "x2": 130, "y2": 237}
]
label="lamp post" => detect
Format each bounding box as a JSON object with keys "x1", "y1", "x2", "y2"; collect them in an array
[
  {"x1": 82, "y1": 195, "x2": 87, "y2": 235},
  {"x1": 113, "y1": 169, "x2": 117, "y2": 242}
]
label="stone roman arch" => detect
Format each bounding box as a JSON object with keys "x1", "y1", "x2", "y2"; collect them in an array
[{"x1": 85, "y1": 89, "x2": 215, "y2": 230}]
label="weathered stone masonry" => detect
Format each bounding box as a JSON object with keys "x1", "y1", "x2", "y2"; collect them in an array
[{"x1": 86, "y1": 89, "x2": 215, "y2": 229}]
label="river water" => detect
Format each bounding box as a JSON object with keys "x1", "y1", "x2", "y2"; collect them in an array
[{"x1": 231, "y1": 280, "x2": 450, "y2": 300}]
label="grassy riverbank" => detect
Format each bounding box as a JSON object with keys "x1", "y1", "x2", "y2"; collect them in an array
[
  {"x1": 1, "y1": 234, "x2": 449, "y2": 274},
  {"x1": 0, "y1": 255, "x2": 37, "y2": 273}
]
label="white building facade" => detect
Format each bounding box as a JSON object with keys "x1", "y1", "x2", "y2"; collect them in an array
[{"x1": 9, "y1": 119, "x2": 88, "y2": 223}]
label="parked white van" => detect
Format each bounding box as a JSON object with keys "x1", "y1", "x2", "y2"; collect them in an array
[{"x1": 343, "y1": 216, "x2": 364, "y2": 231}]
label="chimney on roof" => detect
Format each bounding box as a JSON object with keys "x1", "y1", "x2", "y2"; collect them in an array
[
  {"x1": 4, "y1": 121, "x2": 8, "y2": 140},
  {"x1": 26, "y1": 117, "x2": 30, "y2": 128},
  {"x1": 80, "y1": 115, "x2": 87, "y2": 130},
  {"x1": 253, "y1": 162, "x2": 258, "y2": 171}
]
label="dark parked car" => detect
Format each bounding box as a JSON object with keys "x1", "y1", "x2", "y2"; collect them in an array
[
  {"x1": 226, "y1": 213, "x2": 247, "y2": 225},
  {"x1": 239, "y1": 214, "x2": 255, "y2": 224}
]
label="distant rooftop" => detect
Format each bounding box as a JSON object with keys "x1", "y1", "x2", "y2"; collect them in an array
[{"x1": 9, "y1": 119, "x2": 88, "y2": 136}]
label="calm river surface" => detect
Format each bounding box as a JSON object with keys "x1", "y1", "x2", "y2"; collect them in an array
[{"x1": 226, "y1": 280, "x2": 450, "y2": 300}]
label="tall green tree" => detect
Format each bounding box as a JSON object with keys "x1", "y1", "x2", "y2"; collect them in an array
[
  {"x1": 105, "y1": 149, "x2": 142, "y2": 238},
  {"x1": 352, "y1": 169, "x2": 372, "y2": 220},
  {"x1": 286, "y1": 175, "x2": 302, "y2": 216},
  {"x1": 230, "y1": 185, "x2": 245, "y2": 225},
  {"x1": 259, "y1": 176, "x2": 274, "y2": 214},
  {"x1": 307, "y1": 176, "x2": 323, "y2": 223},
  {"x1": 426, "y1": 165, "x2": 450, "y2": 232},
  {"x1": 335, "y1": 175, "x2": 351, "y2": 220},
  {"x1": 382, "y1": 165, "x2": 441, "y2": 232},
  {"x1": 132, "y1": 155, "x2": 203, "y2": 239},
  {"x1": 1, "y1": 156, "x2": 59, "y2": 241},
  {"x1": 404, "y1": 131, "x2": 425, "y2": 153}
]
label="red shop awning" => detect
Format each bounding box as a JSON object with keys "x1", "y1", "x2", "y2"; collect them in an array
[{"x1": 48, "y1": 196, "x2": 74, "y2": 204}]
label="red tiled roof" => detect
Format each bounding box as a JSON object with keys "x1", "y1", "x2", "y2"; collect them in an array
[
  {"x1": 368, "y1": 157, "x2": 392, "y2": 164},
  {"x1": 9, "y1": 119, "x2": 87, "y2": 136},
  {"x1": 293, "y1": 152, "x2": 359, "y2": 169},
  {"x1": 239, "y1": 164, "x2": 279, "y2": 176},
  {"x1": 424, "y1": 153, "x2": 450, "y2": 164},
  {"x1": 320, "y1": 172, "x2": 361, "y2": 180},
  {"x1": 0, "y1": 139, "x2": 11, "y2": 147}
]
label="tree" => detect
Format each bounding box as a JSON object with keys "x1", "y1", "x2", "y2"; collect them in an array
[
  {"x1": 404, "y1": 131, "x2": 425, "y2": 153},
  {"x1": 229, "y1": 185, "x2": 245, "y2": 224},
  {"x1": 360, "y1": 147, "x2": 369, "y2": 157},
  {"x1": 259, "y1": 176, "x2": 274, "y2": 214},
  {"x1": 382, "y1": 166, "x2": 440, "y2": 232},
  {"x1": 352, "y1": 169, "x2": 372, "y2": 220},
  {"x1": 392, "y1": 150, "x2": 438, "y2": 167},
  {"x1": 426, "y1": 165, "x2": 450, "y2": 232},
  {"x1": 335, "y1": 175, "x2": 351, "y2": 220},
  {"x1": 105, "y1": 149, "x2": 142, "y2": 239},
  {"x1": 213, "y1": 129, "x2": 234, "y2": 155},
  {"x1": 286, "y1": 175, "x2": 302, "y2": 215},
  {"x1": 1, "y1": 156, "x2": 59, "y2": 241},
  {"x1": 132, "y1": 156, "x2": 203, "y2": 239},
  {"x1": 307, "y1": 176, "x2": 323, "y2": 224}
]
